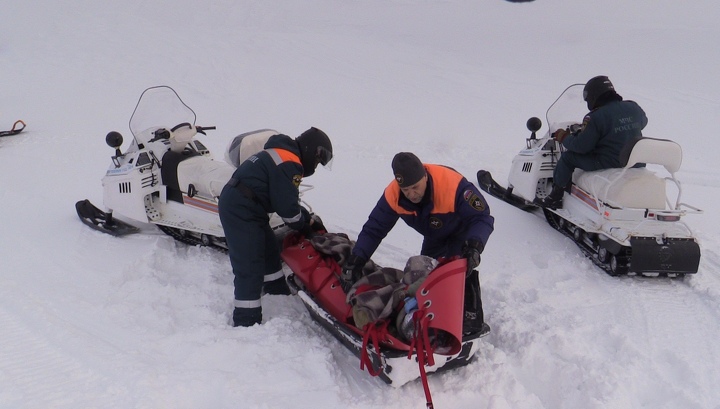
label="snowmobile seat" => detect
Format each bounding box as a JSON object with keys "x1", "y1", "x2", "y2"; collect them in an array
[
  {"x1": 161, "y1": 149, "x2": 201, "y2": 203},
  {"x1": 224, "y1": 129, "x2": 278, "y2": 167},
  {"x1": 572, "y1": 137, "x2": 682, "y2": 210},
  {"x1": 573, "y1": 168, "x2": 666, "y2": 209},
  {"x1": 176, "y1": 155, "x2": 235, "y2": 199}
]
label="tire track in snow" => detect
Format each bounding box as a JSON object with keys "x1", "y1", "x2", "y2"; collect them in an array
[
  {"x1": 0, "y1": 302, "x2": 125, "y2": 408},
  {"x1": 604, "y1": 277, "x2": 720, "y2": 408}
]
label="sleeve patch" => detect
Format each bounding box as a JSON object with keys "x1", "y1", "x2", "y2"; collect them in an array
[
  {"x1": 292, "y1": 175, "x2": 302, "y2": 188},
  {"x1": 582, "y1": 115, "x2": 591, "y2": 130},
  {"x1": 464, "y1": 189, "x2": 486, "y2": 211}
]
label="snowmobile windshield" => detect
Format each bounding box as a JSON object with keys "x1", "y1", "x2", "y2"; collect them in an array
[
  {"x1": 129, "y1": 86, "x2": 197, "y2": 146},
  {"x1": 545, "y1": 84, "x2": 588, "y2": 135}
]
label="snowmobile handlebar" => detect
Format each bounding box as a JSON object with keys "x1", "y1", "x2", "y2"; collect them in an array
[
  {"x1": 169, "y1": 123, "x2": 216, "y2": 134},
  {"x1": 196, "y1": 125, "x2": 216, "y2": 135}
]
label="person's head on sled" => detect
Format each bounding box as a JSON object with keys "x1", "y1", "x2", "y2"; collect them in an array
[
  {"x1": 392, "y1": 152, "x2": 428, "y2": 203},
  {"x1": 218, "y1": 126, "x2": 333, "y2": 328}
]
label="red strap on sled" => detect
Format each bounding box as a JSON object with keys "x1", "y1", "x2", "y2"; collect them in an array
[
  {"x1": 359, "y1": 320, "x2": 390, "y2": 377},
  {"x1": 408, "y1": 310, "x2": 436, "y2": 409}
]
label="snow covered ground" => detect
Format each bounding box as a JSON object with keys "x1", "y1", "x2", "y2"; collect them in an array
[{"x1": 2, "y1": 1, "x2": 720, "y2": 408}]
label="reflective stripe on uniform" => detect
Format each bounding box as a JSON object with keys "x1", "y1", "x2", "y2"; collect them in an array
[
  {"x1": 267, "y1": 148, "x2": 302, "y2": 166},
  {"x1": 234, "y1": 299, "x2": 262, "y2": 308},
  {"x1": 282, "y1": 211, "x2": 302, "y2": 224},
  {"x1": 264, "y1": 270, "x2": 284, "y2": 282}
]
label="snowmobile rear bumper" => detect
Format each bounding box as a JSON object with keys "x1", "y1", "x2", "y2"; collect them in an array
[{"x1": 629, "y1": 237, "x2": 701, "y2": 275}]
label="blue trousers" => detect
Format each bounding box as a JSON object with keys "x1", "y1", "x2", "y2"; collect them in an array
[{"x1": 218, "y1": 186, "x2": 282, "y2": 307}]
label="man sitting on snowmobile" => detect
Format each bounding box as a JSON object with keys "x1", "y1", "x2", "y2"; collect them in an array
[
  {"x1": 218, "y1": 127, "x2": 333, "y2": 327},
  {"x1": 535, "y1": 75, "x2": 648, "y2": 209},
  {"x1": 340, "y1": 152, "x2": 494, "y2": 335}
]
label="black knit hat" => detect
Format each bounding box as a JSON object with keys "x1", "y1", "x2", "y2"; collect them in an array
[
  {"x1": 583, "y1": 75, "x2": 615, "y2": 110},
  {"x1": 392, "y1": 152, "x2": 426, "y2": 187}
]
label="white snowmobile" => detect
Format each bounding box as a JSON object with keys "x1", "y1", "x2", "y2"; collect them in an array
[
  {"x1": 76, "y1": 85, "x2": 314, "y2": 249},
  {"x1": 477, "y1": 84, "x2": 702, "y2": 277}
]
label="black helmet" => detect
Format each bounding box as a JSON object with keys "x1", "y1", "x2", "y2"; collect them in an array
[
  {"x1": 583, "y1": 75, "x2": 615, "y2": 110},
  {"x1": 296, "y1": 127, "x2": 333, "y2": 177}
]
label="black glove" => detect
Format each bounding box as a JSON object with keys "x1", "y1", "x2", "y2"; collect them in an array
[
  {"x1": 339, "y1": 254, "x2": 366, "y2": 293},
  {"x1": 288, "y1": 206, "x2": 312, "y2": 234},
  {"x1": 310, "y1": 215, "x2": 326, "y2": 233},
  {"x1": 462, "y1": 239, "x2": 484, "y2": 276}
]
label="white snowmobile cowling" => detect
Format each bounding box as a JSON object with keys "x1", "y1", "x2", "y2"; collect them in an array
[
  {"x1": 169, "y1": 125, "x2": 197, "y2": 153},
  {"x1": 177, "y1": 156, "x2": 235, "y2": 199},
  {"x1": 225, "y1": 129, "x2": 278, "y2": 167}
]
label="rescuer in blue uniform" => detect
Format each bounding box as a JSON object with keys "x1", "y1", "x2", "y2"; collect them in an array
[
  {"x1": 340, "y1": 152, "x2": 495, "y2": 334},
  {"x1": 536, "y1": 76, "x2": 649, "y2": 209},
  {"x1": 219, "y1": 127, "x2": 333, "y2": 327}
]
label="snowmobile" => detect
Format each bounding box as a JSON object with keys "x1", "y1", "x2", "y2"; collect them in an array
[
  {"x1": 75, "y1": 85, "x2": 312, "y2": 249},
  {"x1": 477, "y1": 84, "x2": 702, "y2": 277},
  {"x1": 279, "y1": 233, "x2": 489, "y2": 407}
]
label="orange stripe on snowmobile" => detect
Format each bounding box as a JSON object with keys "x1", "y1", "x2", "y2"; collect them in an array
[
  {"x1": 183, "y1": 195, "x2": 219, "y2": 213},
  {"x1": 570, "y1": 185, "x2": 598, "y2": 211}
]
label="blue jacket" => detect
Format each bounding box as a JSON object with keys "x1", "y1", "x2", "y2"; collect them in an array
[
  {"x1": 230, "y1": 134, "x2": 306, "y2": 225},
  {"x1": 352, "y1": 164, "x2": 494, "y2": 261},
  {"x1": 563, "y1": 99, "x2": 648, "y2": 167}
]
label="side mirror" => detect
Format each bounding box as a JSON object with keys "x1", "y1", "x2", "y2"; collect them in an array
[
  {"x1": 526, "y1": 117, "x2": 542, "y2": 140},
  {"x1": 106, "y1": 131, "x2": 124, "y2": 157}
]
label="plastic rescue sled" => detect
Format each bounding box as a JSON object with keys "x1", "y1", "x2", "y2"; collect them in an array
[{"x1": 280, "y1": 233, "x2": 486, "y2": 400}]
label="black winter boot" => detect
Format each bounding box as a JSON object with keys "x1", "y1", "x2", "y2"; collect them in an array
[
  {"x1": 463, "y1": 269, "x2": 485, "y2": 335},
  {"x1": 233, "y1": 307, "x2": 262, "y2": 327},
  {"x1": 264, "y1": 276, "x2": 291, "y2": 295},
  {"x1": 534, "y1": 184, "x2": 565, "y2": 209}
]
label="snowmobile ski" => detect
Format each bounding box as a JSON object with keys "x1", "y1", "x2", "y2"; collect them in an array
[
  {"x1": 75, "y1": 199, "x2": 140, "y2": 236},
  {"x1": 476, "y1": 169, "x2": 537, "y2": 212},
  {"x1": 0, "y1": 120, "x2": 25, "y2": 137}
]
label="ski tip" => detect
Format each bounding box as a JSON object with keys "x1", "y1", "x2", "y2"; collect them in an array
[{"x1": 0, "y1": 120, "x2": 26, "y2": 137}]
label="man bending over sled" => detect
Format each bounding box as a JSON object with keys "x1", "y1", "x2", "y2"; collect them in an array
[{"x1": 340, "y1": 152, "x2": 494, "y2": 336}]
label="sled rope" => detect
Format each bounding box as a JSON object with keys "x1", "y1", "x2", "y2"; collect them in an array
[
  {"x1": 0, "y1": 120, "x2": 25, "y2": 137},
  {"x1": 407, "y1": 309, "x2": 436, "y2": 409},
  {"x1": 359, "y1": 320, "x2": 390, "y2": 377}
]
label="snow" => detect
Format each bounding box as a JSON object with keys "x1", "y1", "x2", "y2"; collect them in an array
[{"x1": 1, "y1": 1, "x2": 720, "y2": 408}]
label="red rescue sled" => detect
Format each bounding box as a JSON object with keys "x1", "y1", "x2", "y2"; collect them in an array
[{"x1": 280, "y1": 233, "x2": 490, "y2": 390}]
